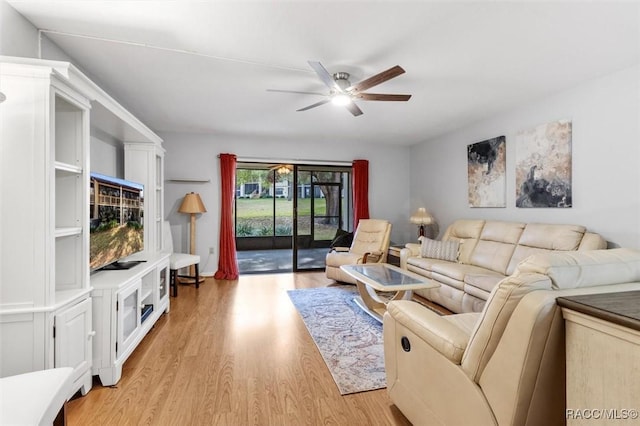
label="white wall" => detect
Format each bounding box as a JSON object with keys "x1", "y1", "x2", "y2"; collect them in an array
[
  {"x1": 410, "y1": 65, "x2": 640, "y2": 248},
  {"x1": 0, "y1": 0, "x2": 38, "y2": 57},
  {"x1": 160, "y1": 132, "x2": 411, "y2": 273},
  {"x1": 90, "y1": 129, "x2": 124, "y2": 177}
]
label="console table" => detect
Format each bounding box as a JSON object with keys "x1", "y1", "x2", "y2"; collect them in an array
[{"x1": 557, "y1": 292, "x2": 640, "y2": 424}]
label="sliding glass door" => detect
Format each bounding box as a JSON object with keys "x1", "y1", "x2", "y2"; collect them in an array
[
  {"x1": 235, "y1": 162, "x2": 352, "y2": 274},
  {"x1": 293, "y1": 167, "x2": 351, "y2": 271}
]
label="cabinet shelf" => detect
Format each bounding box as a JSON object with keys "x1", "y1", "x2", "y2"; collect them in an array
[
  {"x1": 141, "y1": 288, "x2": 152, "y2": 302},
  {"x1": 55, "y1": 227, "x2": 82, "y2": 238},
  {"x1": 55, "y1": 161, "x2": 82, "y2": 175}
]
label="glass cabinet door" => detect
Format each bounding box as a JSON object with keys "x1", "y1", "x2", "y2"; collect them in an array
[
  {"x1": 117, "y1": 281, "x2": 140, "y2": 357},
  {"x1": 158, "y1": 264, "x2": 168, "y2": 300}
]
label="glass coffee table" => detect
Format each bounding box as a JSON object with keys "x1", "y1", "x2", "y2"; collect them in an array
[{"x1": 340, "y1": 263, "x2": 438, "y2": 322}]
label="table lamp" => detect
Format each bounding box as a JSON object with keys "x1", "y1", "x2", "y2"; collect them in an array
[
  {"x1": 409, "y1": 207, "x2": 434, "y2": 239},
  {"x1": 178, "y1": 192, "x2": 207, "y2": 282}
]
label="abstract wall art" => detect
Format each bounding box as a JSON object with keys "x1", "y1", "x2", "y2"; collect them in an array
[
  {"x1": 515, "y1": 120, "x2": 572, "y2": 208},
  {"x1": 467, "y1": 136, "x2": 506, "y2": 208}
]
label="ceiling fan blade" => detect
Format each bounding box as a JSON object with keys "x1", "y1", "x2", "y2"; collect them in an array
[
  {"x1": 308, "y1": 61, "x2": 341, "y2": 92},
  {"x1": 344, "y1": 102, "x2": 363, "y2": 117},
  {"x1": 267, "y1": 89, "x2": 326, "y2": 96},
  {"x1": 354, "y1": 93, "x2": 412, "y2": 102},
  {"x1": 296, "y1": 99, "x2": 331, "y2": 112},
  {"x1": 347, "y1": 65, "x2": 406, "y2": 93}
]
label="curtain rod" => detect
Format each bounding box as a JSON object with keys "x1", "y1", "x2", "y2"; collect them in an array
[{"x1": 221, "y1": 155, "x2": 352, "y2": 167}]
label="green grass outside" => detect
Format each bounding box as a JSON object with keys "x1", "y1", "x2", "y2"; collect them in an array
[
  {"x1": 236, "y1": 197, "x2": 326, "y2": 218},
  {"x1": 235, "y1": 198, "x2": 336, "y2": 239}
]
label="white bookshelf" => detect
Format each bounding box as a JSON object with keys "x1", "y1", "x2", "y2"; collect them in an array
[{"x1": 0, "y1": 55, "x2": 167, "y2": 395}]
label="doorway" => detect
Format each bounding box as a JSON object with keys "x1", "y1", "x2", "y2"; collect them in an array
[{"x1": 235, "y1": 162, "x2": 352, "y2": 273}]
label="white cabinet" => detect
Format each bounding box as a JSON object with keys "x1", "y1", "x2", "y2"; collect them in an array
[
  {"x1": 90, "y1": 253, "x2": 170, "y2": 386},
  {"x1": 0, "y1": 58, "x2": 93, "y2": 396},
  {"x1": 125, "y1": 143, "x2": 165, "y2": 255},
  {"x1": 1, "y1": 56, "x2": 165, "y2": 397},
  {"x1": 54, "y1": 298, "x2": 93, "y2": 396}
]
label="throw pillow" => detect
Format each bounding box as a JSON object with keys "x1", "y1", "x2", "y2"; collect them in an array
[
  {"x1": 330, "y1": 229, "x2": 354, "y2": 249},
  {"x1": 419, "y1": 237, "x2": 459, "y2": 262}
]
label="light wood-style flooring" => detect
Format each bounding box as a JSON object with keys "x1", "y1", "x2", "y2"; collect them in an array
[{"x1": 67, "y1": 272, "x2": 412, "y2": 425}]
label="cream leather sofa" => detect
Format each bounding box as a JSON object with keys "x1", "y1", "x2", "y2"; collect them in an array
[
  {"x1": 400, "y1": 219, "x2": 606, "y2": 313},
  {"x1": 384, "y1": 248, "x2": 640, "y2": 426}
]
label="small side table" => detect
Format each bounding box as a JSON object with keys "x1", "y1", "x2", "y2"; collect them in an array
[
  {"x1": 387, "y1": 243, "x2": 408, "y2": 267},
  {"x1": 557, "y1": 292, "x2": 640, "y2": 425}
]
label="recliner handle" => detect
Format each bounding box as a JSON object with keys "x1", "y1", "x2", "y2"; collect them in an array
[{"x1": 401, "y1": 336, "x2": 411, "y2": 352}]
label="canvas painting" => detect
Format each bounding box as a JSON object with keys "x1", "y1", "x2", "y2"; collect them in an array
[
  {"x1": 515, "y1": 120, "x2": 572, "y2": 208},
  {"x1": 467, "y1": 136, "x2": 506, "y2": 207}
]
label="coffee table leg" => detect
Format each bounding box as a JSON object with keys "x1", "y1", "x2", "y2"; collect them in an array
[
  {"x1": 356, "y1": 280, "x2": 386, "y2": 311},
  {"x1": 354, "y1": 281, "x2": 413, "y2": 322},
  {"x1": 390, "y1": 290, "x2": 413, "y2": 301}
]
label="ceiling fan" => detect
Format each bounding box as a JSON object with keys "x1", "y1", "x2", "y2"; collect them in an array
[{"x1": 268, "y1": 61, "x2": 411, "y2": 117}]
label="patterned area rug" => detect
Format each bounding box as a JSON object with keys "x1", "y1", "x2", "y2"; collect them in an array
[{"x1": 287, "y1": 285, "x2": 386, "y2": 395}]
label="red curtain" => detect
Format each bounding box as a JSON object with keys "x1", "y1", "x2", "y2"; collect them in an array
[
  {"x1": 352, "y1": 159, "x2": 370, "y2": 227},
  {"x1": 214, "y1": 153, "x2": 239, "y2": 280}
]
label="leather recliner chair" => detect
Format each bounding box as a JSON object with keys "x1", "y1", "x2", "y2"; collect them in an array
[
  {"x1": 383, "y1": 248, "x2": 640, "y2": 425},
  {"x1": 325, "y1": 219, "x2": 392, "y2": 284}
]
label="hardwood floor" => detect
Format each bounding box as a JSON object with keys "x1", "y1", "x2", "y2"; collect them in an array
[{"x1": 67, "y1": 272, "x2": 412, "y2": 425}]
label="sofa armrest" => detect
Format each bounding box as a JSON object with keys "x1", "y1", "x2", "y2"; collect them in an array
[
  {"x1": 400, "y1": 244, "x2": 421, "y2": 268},
  {"x1": 386, "y1": 300, "x2": 471, "y2": 364},
  {"x1": 363, "y1": 250, "x2": 383, "y2": 264},
  {"x1": 405, "y1": 243, "x2": 421, "y2": 255}
]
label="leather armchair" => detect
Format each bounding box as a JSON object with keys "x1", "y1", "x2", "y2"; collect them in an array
[
  {"x1": 325, "y1": 219, "x2": 392, "y2": 284},
  {"x1": 383, "y1": 248, "x2": 640, "y2": 425}
]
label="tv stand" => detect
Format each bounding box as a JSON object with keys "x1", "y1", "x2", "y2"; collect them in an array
[
  {"x1": 101, "y1": 260, "x2": 146, "y2": 271},
  {"x1": 90, "y1": 253, "x2": 170, "y2": 386}
]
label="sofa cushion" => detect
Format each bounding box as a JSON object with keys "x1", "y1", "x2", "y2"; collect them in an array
[
  {"x1": 464, "y1": 221, "x2": 523, "y2": 274},
  {"x1": 407, "y1": 256, "x2": 452, "y2": 278},
  {"x1": 432, "y1": 263, "x2": 493, "y2": 281},
  {"x1": 516, "y1": 248, "x2": 640, "y2": 289},
  {"x1": 419, "y1": 237, "x2": 460, "y2": 261},
  {"x1": 518, "y1": 223, "x2": 585, "y2": 250},
  {"x1": 430, "y1": 263, "x2": 498, "y2": 290},
  {"x1": 463, "y1": 284, "x2": 492, "y2": 302},
  {"x1": 464, "y1": 273, "x2": 505, "y2": 293},
  {"x1": 442, "y1": 219, "x2": 485, "y2": 264},
  {"x1": 479, "y1": 221, "x2": 525, "y2": 244},
  {"x1": 469, "y1": 240, "x2": 518, "y2": 275}
]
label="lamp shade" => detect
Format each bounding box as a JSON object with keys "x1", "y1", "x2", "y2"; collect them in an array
[
  {"x1": 409, "y1": 207, "x2": 434, "y2": 225},
  {"x1": 178, "y1": 192, "x2": 207, "y2": 214}
]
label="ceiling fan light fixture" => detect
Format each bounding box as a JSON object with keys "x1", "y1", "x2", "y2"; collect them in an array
[{"x1": 331, "y1": 93, "x2": 352, "y2": 106}]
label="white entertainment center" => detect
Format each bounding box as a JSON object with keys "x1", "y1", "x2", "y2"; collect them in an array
[{"x1": 0, "y1": 56, "x2": 169, "y2": 395}]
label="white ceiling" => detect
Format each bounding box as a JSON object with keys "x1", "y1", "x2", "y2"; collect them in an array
[{"x1": 8, "y1": 1, "x2": 640, "y2": 146}]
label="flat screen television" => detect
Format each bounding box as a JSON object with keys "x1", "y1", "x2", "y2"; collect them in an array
[{"x1": 89, "y1": 172, "x2": 145, "y2": 271}]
